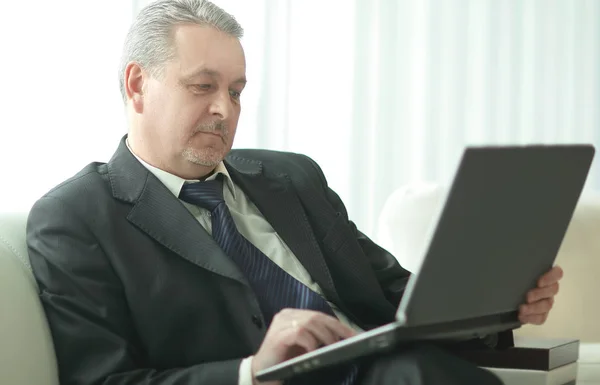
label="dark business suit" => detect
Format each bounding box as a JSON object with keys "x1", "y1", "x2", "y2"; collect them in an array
[{"x1": 27, "y1": 137, "x2": 503, "y2": 385}]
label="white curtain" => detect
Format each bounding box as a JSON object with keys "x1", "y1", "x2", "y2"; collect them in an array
[
  {"x1": 1, "y1": 0, "x2": 598, "y2": 240},
  {"x1": 207, "y1": 0, "x2": 600, "y2": 235},
  {"x1": 0, "y1": 0, "x2": 132, "y2": 210}
]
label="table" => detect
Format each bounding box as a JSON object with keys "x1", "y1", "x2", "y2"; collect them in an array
[
  {"x1": 578, "y1": 343, "x2": 600, "y2": 384},
  {"x1": 486, "y1": 343, "x2": 600, "y2": 384}
]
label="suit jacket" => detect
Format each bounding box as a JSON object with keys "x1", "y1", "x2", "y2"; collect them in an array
[{"x1": 26, "y1": 137, "x2": 411, "y2": 385}]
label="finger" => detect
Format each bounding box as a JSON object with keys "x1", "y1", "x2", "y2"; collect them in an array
[
  {"x1": 520, "y1": 298, "x2": 554, "y2": 316},
  {"x1": 270, "y1": 309, "x2": 300, "y2": 333},
  {"x1": 292, "y1": 310, "x2": 356, "y2": 340},
  {"x1": 318, "y1": 314, "x2": 357, "y2": 340},
  {"x1": 282, "y1": 327, "x2": 321, "y2": 354},
  {"x1": 298, "y1": 312, "x2": 356, "y2": 344},
  {"x1": 275, "y1": 309, "x2": 356, "y2": 340},
  {"x1": 296, "y1": 329, "x2": 321, "y2": 353},
  {"x1": 526, "y1": 283, "x2": 559, "y2": 303},
  {"x1": 305, "y1": 326, "x2": 339, "y2": 347},
  {"x1": 274, "y1": 308, "x2": 321, "y2": 328},
  {"x1": 538, "y1": 266, "x2": 564, "y2": 287},
  {"x1": 297, "y1": 315, "x2": 340, "y2": 347},
  {"x1": 519, "y1": 313, "x2": 548, "y2": 325}
]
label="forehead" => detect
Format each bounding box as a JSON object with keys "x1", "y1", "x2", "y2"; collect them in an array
[{"x1": 171, "y1": 24, "x2": 246, "y2": 78}]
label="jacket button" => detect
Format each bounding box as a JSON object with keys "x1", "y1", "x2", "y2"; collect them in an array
[{"x1": 251, "y1": 315, "x2": 263, "y2": 329}]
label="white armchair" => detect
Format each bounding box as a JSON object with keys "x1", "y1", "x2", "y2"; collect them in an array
[
  {"x1": 2, "y1": 184, "x2": 598, "y2": 385},
  {"x1": 0, "y1": 211, "x2": 59, "y2": 385},
  {"x1": 376, "y1": 183, "x2": 600, "y2": 342}
]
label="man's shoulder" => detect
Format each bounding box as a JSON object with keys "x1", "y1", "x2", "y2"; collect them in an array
[
  {"x1": 27, "y1": 162, "x2": 113, "y2": 233},
  {"x1": 38, "y1": 161, "x2": 111, "y2": 204},
  {"x1": 227, "y1": 149, "x2": 321, "y2": 175}
]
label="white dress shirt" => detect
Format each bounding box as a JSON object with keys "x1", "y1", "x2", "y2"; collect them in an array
[{"x1": 126, "y1": 142, "x2": 362, "y2": 385}]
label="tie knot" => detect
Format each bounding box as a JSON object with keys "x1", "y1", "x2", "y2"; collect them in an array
[{"x1": 179, "y1": 179, "x2": 224, "y2": 211}]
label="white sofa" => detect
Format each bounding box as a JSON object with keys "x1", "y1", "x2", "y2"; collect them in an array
[
  {"x1": 0, "y1": 211, "x2": 59, "y2": 385},
  {"x1": 376, "y1": 183, "x2": 600, "y2": 342}
]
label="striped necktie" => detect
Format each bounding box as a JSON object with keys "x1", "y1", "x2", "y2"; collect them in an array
[{"x1": 179, "y1": 178, "x2": 358, "y2": 385}]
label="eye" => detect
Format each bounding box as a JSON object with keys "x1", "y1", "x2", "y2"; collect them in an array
[
  {"x1": 194, "y1": 84, "x2": 212, "y2": 92},
  {"x1": 229, "y1": 90, "x2": 242, "y2": 101}
]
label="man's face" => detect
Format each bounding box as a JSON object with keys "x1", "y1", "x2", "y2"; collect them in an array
[{"x1": 140, "y1": 24, "x2": 246, "y2": 173}]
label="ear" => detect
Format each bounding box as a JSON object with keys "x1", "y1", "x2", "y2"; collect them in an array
[{"x1": 124, "y1": 62, "x2": 146, "y2": 113}]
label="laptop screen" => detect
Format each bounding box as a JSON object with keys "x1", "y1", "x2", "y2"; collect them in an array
[{"x1": 397, "y1": 145, "x2": 594, "y2": 327}]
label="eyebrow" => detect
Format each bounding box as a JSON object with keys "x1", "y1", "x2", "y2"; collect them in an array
[{"x1": 182, "y1": 68, "x2": 247, "y2": 86}]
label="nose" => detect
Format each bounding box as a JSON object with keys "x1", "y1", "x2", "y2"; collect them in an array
[{"x1": 208, "y1": 90, "x2": 233, "y2": 120}]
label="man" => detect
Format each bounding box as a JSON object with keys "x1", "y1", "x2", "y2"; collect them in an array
[{"x1": 26, "y1": 1, "x2": 562, "y2": 384}]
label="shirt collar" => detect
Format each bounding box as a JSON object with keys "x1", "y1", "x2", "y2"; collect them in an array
[{"x1": 125, "y1": 139, "x2": 237, "y2": 200}]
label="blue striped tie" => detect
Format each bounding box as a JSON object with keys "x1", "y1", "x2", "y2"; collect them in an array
[{"x1": 179, "y1": 178, "x2": 358, "y2": 385}]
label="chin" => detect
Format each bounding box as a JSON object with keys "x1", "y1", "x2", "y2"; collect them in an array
[{"x1": 182, "y1": 147, "x2": 226, "y2": 167}]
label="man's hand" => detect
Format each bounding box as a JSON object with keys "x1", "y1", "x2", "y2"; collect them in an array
[
  {"x1": 519, "y1": 265, "x2": 563, "y2": 325},
  {"x1": 251, "y1": 308, "x2": 357, "y2": 385}
]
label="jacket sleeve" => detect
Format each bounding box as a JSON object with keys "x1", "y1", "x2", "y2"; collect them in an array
[
  {"x1": 301, "y1": 155, "x2": 411, "y2": 307},
  {"x1": 301, "y1": 154, "x2": 514, "y2": 349},
  {"x1": 27, "y1": 196, "x2": 242, "y2": 385}
]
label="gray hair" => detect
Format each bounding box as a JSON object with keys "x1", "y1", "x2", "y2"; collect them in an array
[{"x1": 119, "y1": 0, "x2": 244, "y2": 103}]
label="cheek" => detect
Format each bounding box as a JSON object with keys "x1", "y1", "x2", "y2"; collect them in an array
[
  {"x1": 228, "y1": 108, "x2": 241, "y2": 136},
  {"x1": 178, "y1": 103, "x2": 209, "y2": 138},
  {"x1": 144, "y1": 91, "x2": 178, "y2": 133},
  {"x1": 226, "y1": 121, "x2": 239, "y2": 146}
]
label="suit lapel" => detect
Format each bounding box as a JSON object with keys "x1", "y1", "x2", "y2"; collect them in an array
[
  {"x1": 128, "y1": 178, "x2": 249, "y2": 285},
  {"x1": 107, "y1": 138, "x2": 248, "y2": 286},
  {"x1": 225, "y1": 156, "x2": 342, "y2": 306}
]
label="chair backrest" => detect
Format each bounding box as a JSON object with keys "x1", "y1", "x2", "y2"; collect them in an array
[
  {"x1": 0, "y1": 211, "x2": 59, "y2": 385},
  {"x1": 377, "y1": 184, "x2": 600, "y2": 342},
  {"x1": 516, "y1": 193, "x2": 600, "y2": 342}
]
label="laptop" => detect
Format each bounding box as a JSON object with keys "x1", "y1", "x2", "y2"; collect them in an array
[{"x1": 256, "y1": 144, "x2": 596, "y2": 382}]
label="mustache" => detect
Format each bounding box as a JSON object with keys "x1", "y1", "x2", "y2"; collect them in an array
[{"x1": 195, "y1": 121, "x2": 228, "y2": 137}]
